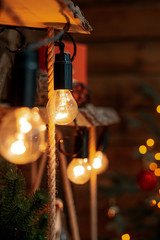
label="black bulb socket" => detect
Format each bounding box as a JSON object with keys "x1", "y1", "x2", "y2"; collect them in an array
[
  {"x1": 54, "y1": 53, "x2": 72, "y2": 90},
  {"x1": 9, "y1": 48, "x2": 39, "y2": 108}
]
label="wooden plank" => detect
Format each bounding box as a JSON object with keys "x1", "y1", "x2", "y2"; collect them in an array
[
  {"x1": 73, "y1": 5, "x2": 160, "y2": 41},
  {"x1": 88, "y1": 73, "x2": 160, "y2": 107},
  {"x1": 88, "y1": 41, "x2": 160, "y2": 74}
]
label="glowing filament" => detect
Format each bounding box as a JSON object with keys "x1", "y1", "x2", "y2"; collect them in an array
[
  {"x1": 92, "y1": 158, "x2": 102, "y2": 169},
  {"x1": 87, "y1": 165, "x2": 92, "y2": 171},
  {"x1": 55, "y1": 112, "x2": 68, "y2": 120},
  {"x1": 73, "y1": 165, "x2": 85, "y2": 176},
  {"x1": 11, "y1": 140, "x2": 26, "y2": 155},
  {"x1": 19, "y1": 117, "x2": 32, "y2": 133}
]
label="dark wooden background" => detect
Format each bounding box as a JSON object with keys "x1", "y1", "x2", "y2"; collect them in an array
[{"x1": 71, "y1": 1, "x2": 160, "y2": 239}]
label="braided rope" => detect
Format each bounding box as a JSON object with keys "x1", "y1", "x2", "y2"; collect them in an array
[
  {"x1": 89, "y1": 127, "x2": 97, "y2": 240},
  {"x1": 47, "y1": 27, "x2": 56, "y2": 240}
]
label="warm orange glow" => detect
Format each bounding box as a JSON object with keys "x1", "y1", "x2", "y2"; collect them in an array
[
  {"x1": 73, "y1": 165, "x2": 85, "y2": 176},
  {"x1": 149, "y1": 162, "x2": 158, "y2": 171},
  {"x1": 0, "y1": 107, "x2": 46, "y2": 164},
  {"x1": 108, "y1": 206, "x2": 119, "y2": 218},
  {"x1": 67, "y1": 158, "x2": 91, "y2": 184},
  {"x1": 156, "y1": 105, "x2": 160, "y2": 113},
  {"x1": 39, "y1": 124, "x2": 46, "y2": 131},
  {"x1": 146, "y1": 138, "x2": 155, "y2": 147},
  {"x1": 150, "y1": 199, "x2": 157, "y2": 207},
  {"x1": 92, "y1": 158, "x2": 102, "y2": 169},
  {"x1": 87, "y1": 165, "x2": 92, "y2": 171},
  {"x1": 139, "y1": 145, "x2": 147, "y2": 154},
  {"x1": 157, "y1": 202, "x2": 160, "y2": 208},
  {"x1": 121, "y1": 233, "x2": 130, "y2": 240},
  {"x1": 92, "y1": 151, "x2": 109, "y2": 174},
  {"x1": 154, "y1": 168, "x2": 160, "y2": 176},
  {"x1": 19, "y1": 117, "x2": 32, "y2": 133},
  {"x1": 11, "y1": 140, "x2": 26, "y2": 155},
  {"x1": 155, "y1": 153, "x2": 160, "y2": 160},
  {"x1": 47, "y1": 89, "x2": 78, "y2": 125}
]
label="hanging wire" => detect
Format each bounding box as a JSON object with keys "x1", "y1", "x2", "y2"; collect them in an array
[{"x1": 57, "y1": 124, "x2": 84, "y2": 158}]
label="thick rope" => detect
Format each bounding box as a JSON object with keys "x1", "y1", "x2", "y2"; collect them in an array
[
  {"x1": 47, "y1": 27, "x2": 56, "y2": 240},
  {"x1": 89, "y1": 127, "x2": 97, "y2": 240}
]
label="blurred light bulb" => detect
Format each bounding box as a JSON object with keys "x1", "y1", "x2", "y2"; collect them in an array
[
  {"x1": 0, "y1": 107, "x2": 46, "y2": 164},
  {"x1": 139, "y1": 145, "x2": 147, "y2": 154},
  {"x1": 121, "y1": 233, "x2": 130, "y2": 240},
  {"x1": 146, "y1": 138, "x2": 154, "y2": 147},
  {"x1": 150, "y1": 199, "x2": 157, "y2": 207},
  {"x1": 67, "y1": 158, "x2": 91, "y2": 184},
  {"x1": 47, "y1": 89, "x2": 78, "y2": 125},
  {"x1": 92, "y1": 151, "x2": 109, "y2": 174}
]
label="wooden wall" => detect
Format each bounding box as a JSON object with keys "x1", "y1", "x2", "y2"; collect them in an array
[{"x1": 71, "y1": 1, "x2": 160, "y2": 239}]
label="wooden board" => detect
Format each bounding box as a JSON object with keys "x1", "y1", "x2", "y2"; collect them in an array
[{"x1": 0, "y1": 0, "x2": 92, "y2": 33}]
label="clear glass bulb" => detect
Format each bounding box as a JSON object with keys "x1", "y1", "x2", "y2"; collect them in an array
[
  {"x1": 92, "y1": 151, "x2": 109, "y2": 174},
  {"x1": 47, "y1": 89, "x2": 78, "y2": 125},
  {"x1": 0, "y1": 107, "x2": 47, "y2": 164},
  {"x1": 67, "y1": 158, "x2": 91, "y2": 184}
]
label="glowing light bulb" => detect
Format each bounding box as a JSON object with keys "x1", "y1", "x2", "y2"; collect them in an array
[
  {"x1": 149, "y1": 162, "x2": 157, "y2": 171},
  {"x1": 156, "y1": 105, "x2": 160, "y2": 113},
  {"x1": 154, "y1": 168, "x2": 160, "y2": 176},
  {"x1": 67, "y1": 158, "x2": 91, "y2": 184},
  {"x1": 146, "y1": 138, "x2": 154, "y2": 147},
  {"x1": 150, "y1": 199, "x2": 157, "y2": 207},
  {"x1": 92, "y1": 151, "x2": 109, "y2": 174},
  {"x1": 47, "y1": 89, "x2": 78, "y2": 125},
  {"x1": 139, "y1": 145, "x2": 147, "y2": 154},
  {"x1": 0, "y1": 107, "x2": 46, "y2": 164},
  {"x1": 121, "y1": 233, "x2": 130, "y2": 240},
  {"x1": 155, "y1": 152, "x2": 160, "y2": 160}
]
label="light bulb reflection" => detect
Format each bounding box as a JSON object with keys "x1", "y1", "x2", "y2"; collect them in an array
[
  {"x1": 67, "y1": 158, "x2": 91, "y2": 184},
  {"x1": 47, "y1": 89, "x2": 78, "y2": 125},
  {"x1": 0, "y1": 107, "x2": 46, "y2": 164},
  {"x1": 92, "y1": 151, "x2": 109, "y2": 174}
]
